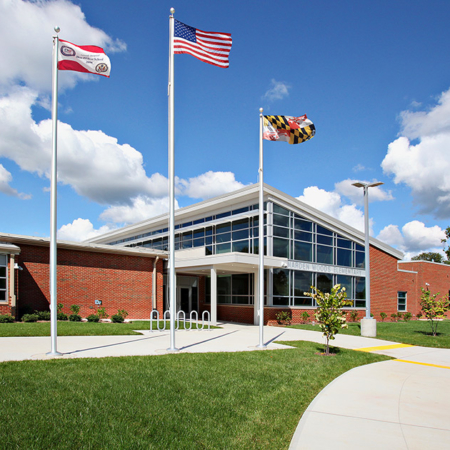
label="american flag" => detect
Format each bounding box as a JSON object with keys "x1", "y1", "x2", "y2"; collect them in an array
[{"x1": 173, "y1": 19, "x2": 232, "y2": 68}]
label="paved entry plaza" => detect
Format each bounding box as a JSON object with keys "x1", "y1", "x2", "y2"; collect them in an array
[{"x1": 2, "y1": 323, "x2": 450, "y2": 449}]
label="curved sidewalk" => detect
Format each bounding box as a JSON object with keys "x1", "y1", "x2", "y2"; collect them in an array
[{"x1": 289, "y1": 338, "x2": 450, "y2": 450}]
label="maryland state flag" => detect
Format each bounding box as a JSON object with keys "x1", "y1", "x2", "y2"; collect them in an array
[{"x1": 263, "y1": 115, "x2": 315, "y2": 144}]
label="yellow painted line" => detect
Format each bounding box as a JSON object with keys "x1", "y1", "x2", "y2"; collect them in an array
[
  {"x1": 355, "y1": 343, "x2": 415, "y2": 352},
  {"x1": 394, "y1": 359, "x2": 450, "y2": 370}
]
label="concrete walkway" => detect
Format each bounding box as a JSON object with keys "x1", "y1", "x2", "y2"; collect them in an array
[{"x1": 1, "y1": 324, "x2": 450, "y2": 449}]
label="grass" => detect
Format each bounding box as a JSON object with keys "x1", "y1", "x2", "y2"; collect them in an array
[
  {"x1": 0, "y1": 341, "x2": 389, "y2": 450},
  {"x1": 0, "y1": 321, "x2": 215, "y2": 337},
  {"x1": 289, "y1": 319, "x2": 450, "y2": 348}
]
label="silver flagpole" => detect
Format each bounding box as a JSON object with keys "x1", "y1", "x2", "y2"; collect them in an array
[
  {"x1": 168, "y1": 8, "x2": 178, "y2": 351},
  {"x1": 257, "y1": 108, "x2": 266, "y2": 348},
  {"x1": 47, "y1": 27, "x2": 62, "y2": 356}
]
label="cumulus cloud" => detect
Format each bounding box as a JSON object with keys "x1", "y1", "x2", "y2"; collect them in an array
[
  {"x1": 0, "y1": 0, "x2": 125, "y2": 93},
  {"x1": 0, "y1": 163, "x2": 30, "y2": 199},
  {"x1": 382, "y1": 88, "x2": 450, "y2": 218},
  {"x1": 58, "y1": 218, "x2": 115, "y2": 242},
  {"x1": 99, "y1": 196, "x2": 178, "y2": 225},
  {"x1": 263, "y1": 79, "x2": 290, "y2": 102},
  {"x1": 377, "y1": 220, "x2": 446, "y2": 258},
  {"x1": 297, "y1": 186, "x2": 367, "y2": 233},
  {"x1": 177, "y1": 171, "x2": 245, "y2": 199},
  {"x1": 0, "y1": 88, "x2": 168, "y2": 204},
  {"x1": 0, "y1": 1, "x2": 246, "y2": 239},
  {"x1": 335, "y1": 179, "x2": 394, "y2": 205}
]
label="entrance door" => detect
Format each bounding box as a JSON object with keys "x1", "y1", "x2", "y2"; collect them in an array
[{"x1": 180, "y1": 287, "x2": 190, "y2": 313}]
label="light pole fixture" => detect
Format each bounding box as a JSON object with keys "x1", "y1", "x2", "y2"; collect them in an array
[{"x1": 352, "y1": 181, "x2": 383, "y2": 337}]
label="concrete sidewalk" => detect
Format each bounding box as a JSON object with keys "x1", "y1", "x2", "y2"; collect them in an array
[{"x1": 1, "y1": 324, "x2": 449, "y2": 449}]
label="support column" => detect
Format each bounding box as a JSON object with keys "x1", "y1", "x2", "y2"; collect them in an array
[
  {"x1": 210, "y1": 267, "x2": 217, "y2": 325},
  {"x1": 9, "y1": 254, "x2": 16, "y2": 316}
]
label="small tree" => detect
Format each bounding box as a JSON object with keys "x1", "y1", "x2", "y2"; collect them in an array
[
  {"x1": 420, "y1": 288, "x2": 449, "y2": 336},
  {"x1": 380, "y1": 312, "x2": 387, "y2": 322},
  {"x1": 304, "y1": 284, "x2": 352, "y2": 355},
  {"x1": 301, "y1": 311, "x2": 310, "y2": 324}
]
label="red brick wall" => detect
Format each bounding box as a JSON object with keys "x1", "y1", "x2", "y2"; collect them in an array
[
  {"x1": 397, "y1": 260, "x2": 450, "y2": 318},
  {"x1": 15, "y1": 244, "x2": 160, "y2": 320}
]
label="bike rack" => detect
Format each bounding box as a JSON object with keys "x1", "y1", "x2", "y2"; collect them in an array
[
  {"x1": 150, "y1": 309, "x2": 211, "y2": 331},
  {"x1": 176, "y1": 310, "x2": 186, "y2": 330}
]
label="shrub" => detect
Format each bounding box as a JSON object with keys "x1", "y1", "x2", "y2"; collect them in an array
[
  {"x1": 111, "y1": 314, "x2": 124, "y2": 323},
  {"x1": 22, "y1": 314, "x2": 38, "y2": 322},
  {"x1": 87, "y1": 314, "x2": 100, "y2": 323},
  {"x1": 117, "y1": 309, "x2": 129, "y2": 320},
  {"x1": 390, "y1": 313, "x2": 397, "y2": 322},
  {"x1": 57, "y1": 312, "x2": 68, "y2": 321},
  {"x1": 403, "y1": 312, "x2": 412, "y2": 322},
  {"x1": 70, "y1": 305, "x2": 81, "y2": 315},
  {"x1": 35, "y1": 310, "x2": 51, "y2": 321},
  {"x1": 417, "y1": 312, "x2": 423, "y2": 319},
  {"x1": 301, "y1": 311, "x2": 310, "y2": 323},
  {"x1": 57, "y1": 303, "x2": 64, "y2": 313},
  {"x1": 69, "y1": 314, "x2": 82, "y2": 322},
  {"x1": 275, "y1": 311, "x2": 292, "y2": 325},
  {"x1": 380, "y1": 312, "x2": 387, "y2": 322},
  {"x1": 97, "y1": 307, "x2": 108, "y2": 319},
  {"x1": 0, "y1": 314, "x2": 14, "y2": 323},
  {"x1": 349, "y1": 311, "x2": 359, "y2": 322},
  {"x1": 397, "y1": 312, "x2": 403, "y2": 321}
]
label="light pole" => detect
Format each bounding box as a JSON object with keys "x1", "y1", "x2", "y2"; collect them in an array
[{"x1": 352, "y1": 181, "x2": 383, "y2": 337}]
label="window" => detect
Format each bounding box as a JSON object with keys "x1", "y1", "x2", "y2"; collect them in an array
[
  {"x1": 0, "y1": 254, "x2": 7, "y2": 302},
  {"x1": 397, "y1": 291, "x2": 407, "y2": 312}
]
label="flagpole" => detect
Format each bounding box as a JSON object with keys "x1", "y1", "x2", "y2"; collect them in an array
[
  {"x1": 257, "y1": 108, "x2": 266, "y2": 348},
  {"x1": 47, "y1": 26, "x2": 62, "y2": 357},
  {"x1": 168, "y1": 8, "x2": 178, "y2": 352}
]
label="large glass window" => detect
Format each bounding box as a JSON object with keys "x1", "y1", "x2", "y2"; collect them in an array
[
  {"x1": 273, "y1": 269, "x2": 289, "y2": 305},
  {"x1": 293, "y1": 271, "x2": 313, "y2": 306},
  {"x1": 317, "y1": 245, "x2": 333, "y2": 265},
  {"x1": 397, "y1": 291, "x2": 407, "y2": 312},
  {"x1": 273, "y1": 238, "x2": 289, "y2": 258},
  {"x1": 317, "y1": 273, "x2": 333, "y2": 293},
  {"x1": 207, "y1": 274, "x2": 254, "y2": 305},
  {"x1": 0, "y1": 254, "x2": 7, "y2": 302},
  {"x1": 355, "y1": 277, "x2": 366, "y2": 307}
]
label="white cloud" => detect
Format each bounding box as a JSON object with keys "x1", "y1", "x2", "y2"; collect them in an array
[
  {"x1": 0, "y1": 88, "x2": 168, "y2": 204},
  {"x1": 382, "y1": 88, "x2": 450, "y2": 218},
  {"x1": 297, "y1": 186, "x2": 367, "y2": 233},
  {"x1": 352, "y1": 164, "x2": 366, "y2": 172},
  {"x1": 263, "y1": 79, "x2": 290, "y2": 102},
  {"x1": 177, "y1": 171, "x2": 245, "y2": 199},
  {"x1": 0, "y1": 0, "x2": 125, "y2": 93},
  {"x1": 335, "y1": 179, "x2": 394, "y2": 205},
  {"x1": 0, "y1": 1, "x2": 247, "y2": 233},
  {"x1": 58, "y1": 218, "x2": 114, "y2": 242},
  {"x1": 99, "y1": 196, "x2": 178, "y2": 225},
  {"x1": 0, "y1": 163, "x2": 30, "y2": 199},
  {"x1": 377, "y1": 220, "x2": 445, "y2": 257}
]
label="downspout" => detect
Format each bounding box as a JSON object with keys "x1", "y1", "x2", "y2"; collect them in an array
[{"x1": 152, "y1": 256, "x2": 160, "y2": 311}]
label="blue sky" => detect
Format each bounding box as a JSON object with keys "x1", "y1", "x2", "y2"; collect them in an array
[{"x1": 1, "y1": 0, "x2": 450, "y2": 259}]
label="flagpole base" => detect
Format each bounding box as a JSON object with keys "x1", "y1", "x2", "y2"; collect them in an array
[
  {"x1": 166, "y1": 347, "x2": 180, "y2": 353},
  {"x1": 46, "y1": 351, "x2": 63, "y2": 357}
]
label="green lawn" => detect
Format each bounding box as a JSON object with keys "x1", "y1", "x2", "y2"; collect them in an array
[
  {"x1": 0, "y1": 321, "x2": 214, "y2": 337},
  {"x1": 0, "y1": 341, "x2": 389, "y2": 450},
  {"x1": 289, "y1": 319, "x2": 450, "y2": 348}
]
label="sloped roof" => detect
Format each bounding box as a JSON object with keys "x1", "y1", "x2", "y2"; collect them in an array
[{"x1": 85, "y1": 183, "x2": 404, "y2": 260}]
